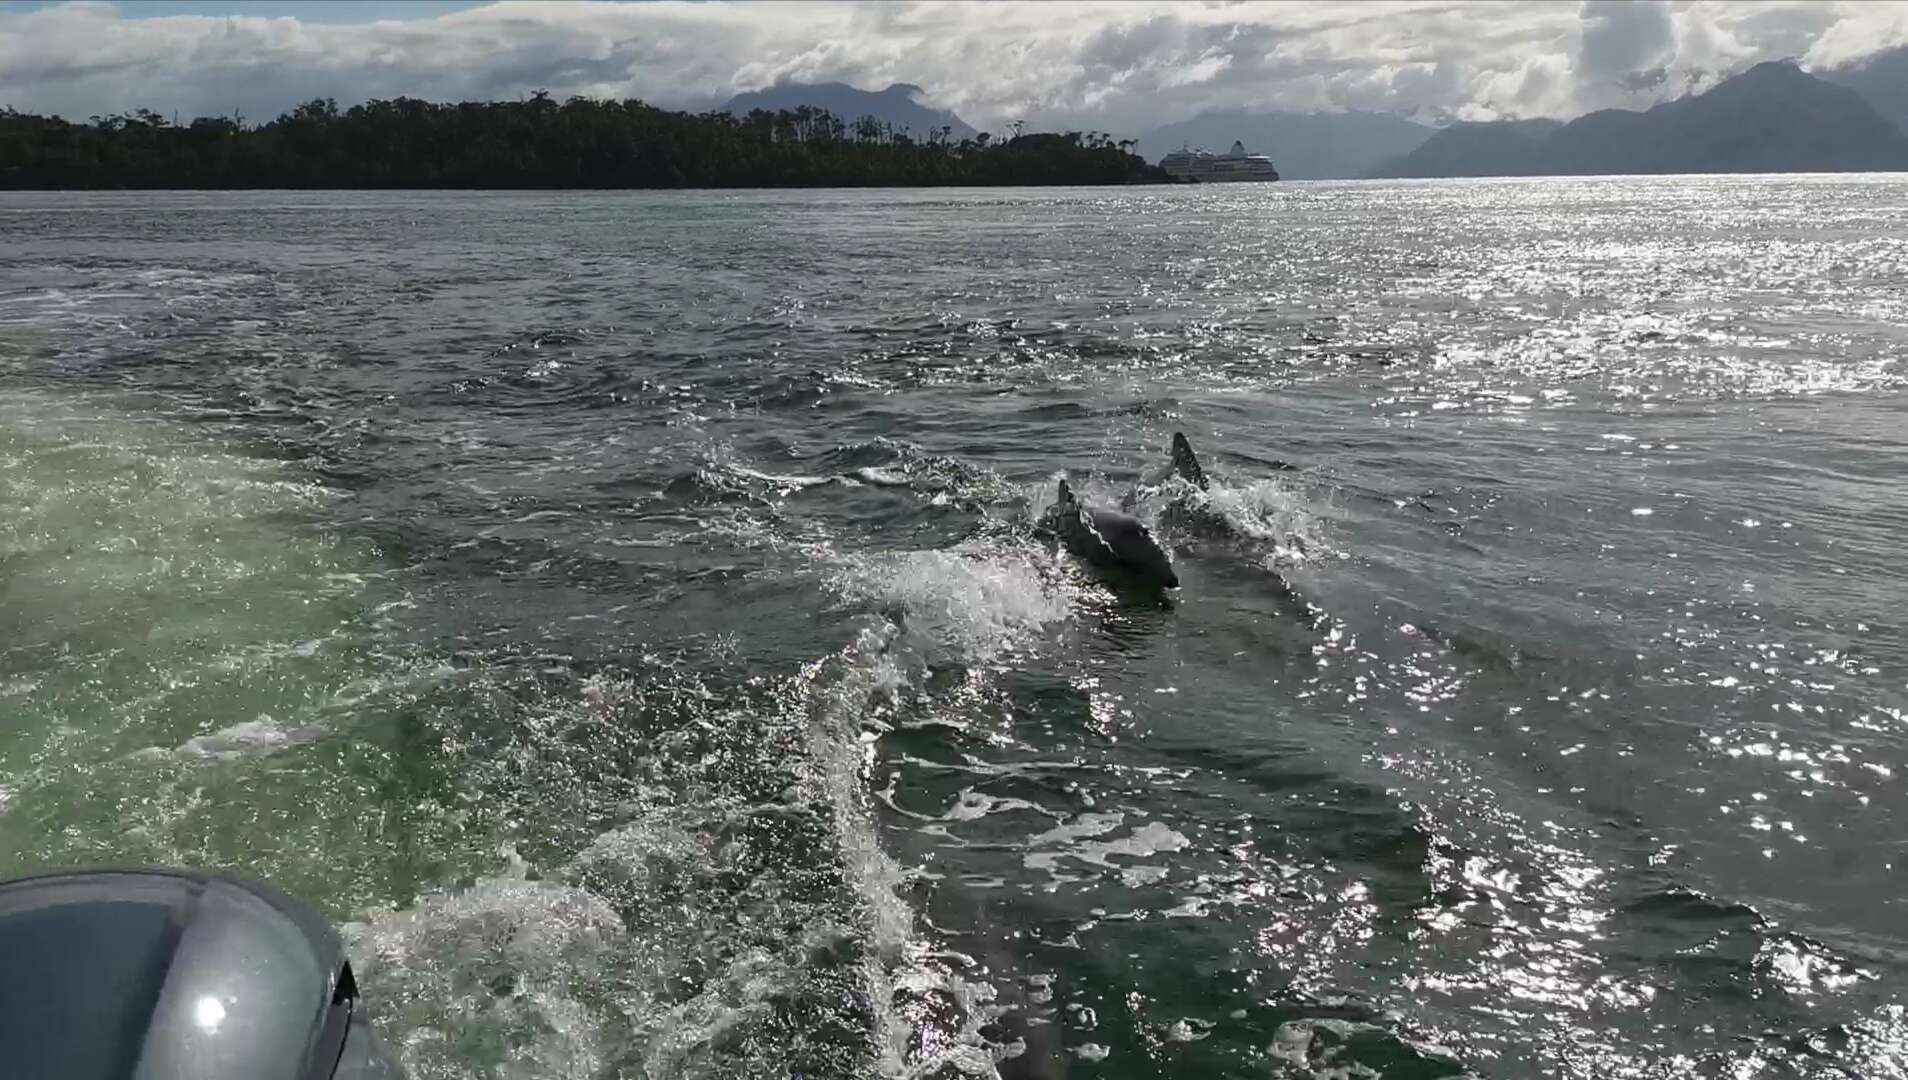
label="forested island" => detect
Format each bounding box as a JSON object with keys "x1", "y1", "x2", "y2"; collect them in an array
[{"x1": 0, "y1": 94, "x2": 1166, "y2": 189}]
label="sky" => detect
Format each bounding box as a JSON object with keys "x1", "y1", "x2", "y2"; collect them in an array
[{"x1": 3, "y1": 0, "x2": 1907, "y2": 134}]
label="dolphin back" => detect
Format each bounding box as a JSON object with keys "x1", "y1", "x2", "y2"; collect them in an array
[
  {"x1": 1041, "y1": 477, "x2": 1180, "y2": 588},
  {"x1": 1081, "y1": 506, "x2": 1179, "y2": 588}
]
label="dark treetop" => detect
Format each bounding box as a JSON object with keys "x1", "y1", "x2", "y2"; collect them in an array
[
  {"x1": 0, "y1": 94, "x2": 1165, "y2": 190},
  {"x1": 720, "y1": 82, "x2": 979, "y2": 142}
]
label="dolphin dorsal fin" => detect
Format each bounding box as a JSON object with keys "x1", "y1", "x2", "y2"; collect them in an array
[
  {"x1": 1170, "y1": 432, "x2": 1209, "y2": 492},
  {"x1": 1056, "y1": 477, "x2": 1076, "y2": 507}
]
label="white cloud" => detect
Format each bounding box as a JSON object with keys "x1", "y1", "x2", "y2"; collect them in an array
[
  {"x1": 1577, "y1": 0, "x2": 1675, "y2": 91},
  {"x1": 1807, "y1": 1, "x2": 1908, "y2": 68},
  {"x1": 1, "y1": 0, "x2": 1905, "y2": 133}
]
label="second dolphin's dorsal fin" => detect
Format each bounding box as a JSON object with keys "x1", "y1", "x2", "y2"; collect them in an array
[{"x1": 1170, "y1": 432, "x2": 1209, "y2": 492}]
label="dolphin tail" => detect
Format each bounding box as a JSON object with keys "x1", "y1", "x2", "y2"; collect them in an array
[{"x1": 1170, "y1": 432, "x2": 1209, "y2": 492}]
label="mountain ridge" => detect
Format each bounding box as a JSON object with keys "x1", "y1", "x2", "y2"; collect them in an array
[
  {"x1": 720, "y1": 82, "x2": 977, "y2": 140},
  {"x1": 1135, "y1": 109, "x2": 1431, "y2": 180},
  {"x1": 1824, "y1": 44, "x2": 1908, "y2": 137},
  {"x1": 1374, "y1": 61, "x2": 1908, "y2": 178}
]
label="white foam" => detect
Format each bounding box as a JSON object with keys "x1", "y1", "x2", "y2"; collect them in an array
[
  {"x1": 831, "y1": 543, "x2": 1075, "y2": 666},
  {"x1": 1193, "y1": 476, "x2": 1323, "y2": 559},
  {"x1": 174, "y1": 717, "x2": 316, "y2": 758},
  {"x1": 728, "y1": 464, "x2": 842, "y2": 491},
  {"x1": 1161, "y1": 1018, "x2": 1213, "y2": 1042},
  {"x1": 344, "y1": 872, "x2": 628, "y2": 1080},
  {"x1": 1024, "y1": 815, "x2": 1192, "y2": 878},
  {"x1": 507, "y1": 631, "x2": 957, "y2": 1079},
  {"x1": 854, "y1": 466, "x2": 913, "y2": 487},
  {"x1": 802, "y1": 627, "x2": 937, "y2": 1074},
  {"x1": 943, "y1": 788, "x2": 1054, "y2": 823}
]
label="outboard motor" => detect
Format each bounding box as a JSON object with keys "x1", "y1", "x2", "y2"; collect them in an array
[{"x1": 0, "y1": 867, "x2": 402, "y2": 1079}]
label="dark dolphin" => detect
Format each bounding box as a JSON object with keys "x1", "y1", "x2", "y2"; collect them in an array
[
  {"x1": 1038, "y1": 478, "x2": 1179, "y2": 589},
  {"x1": 1169, "y1": 431, "x2": 1208, "y2": 492},
  {"x1": 1122, "y1": 430, "x2": 1211, "y2": 512},
  {"x1": 1156, "y1": 431, "x2": 1237, "y2": 537},
  {"x1": 1036, "y1": 432, "x2": 1241, "y2": 588}
]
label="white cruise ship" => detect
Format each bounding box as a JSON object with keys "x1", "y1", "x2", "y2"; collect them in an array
[{"x1": 1159, "y1": 140, "x2": 1280, "y2": 183}]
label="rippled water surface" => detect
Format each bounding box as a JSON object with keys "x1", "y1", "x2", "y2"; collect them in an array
[{"x1": 4, "y1": 179, "x2": 1908, "y2": 1078}]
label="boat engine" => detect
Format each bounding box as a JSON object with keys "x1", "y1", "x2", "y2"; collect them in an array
[{"x1": 0, "y1": 868, "x2": 402, "y2": 1079}]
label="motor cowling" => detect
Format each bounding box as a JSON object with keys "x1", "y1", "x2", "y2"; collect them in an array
[{"x1": 0, "y1": 868, "x2": 401, "y2": 1080}]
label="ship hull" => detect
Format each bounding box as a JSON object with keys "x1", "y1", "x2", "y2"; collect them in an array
[
  {"x1": 1159, "y1": 141, "x2": 1280, "y2": 183},
  {"x1": 1175, "y1": 172, "x2": 1280, "y2": 183}
]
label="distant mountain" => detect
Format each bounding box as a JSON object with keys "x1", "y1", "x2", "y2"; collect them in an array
[
  {"x1": 720, "y1": 82, "x2": 977, "y2": 140},
  {"x1": 1367, "y1": 119, "x2": 1560, "y2": 180},
  {"x1": 1375, "y1": 61, "x2": 1908, "y2": 178},
  {"x1": 1824, "y1": 45, "x2": 1908, "y2": 136},
  {"x1": 1136, "y1": 109, "x2": 1431, "y2": 180}
]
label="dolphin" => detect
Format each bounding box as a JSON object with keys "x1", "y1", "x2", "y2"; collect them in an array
[
  {"x1": 1119, "y1": 429, "x2": 1225, "y2": 548},
  {"x1": 1168, "y1": 431, "x2": 1208, "y2": 492},
  {"x1": 1038, "y1": 478, "x2": 1180, "y2": 589},
  {"x1": 1122, "y1": 430, "x2": 1210, "y2": 511},
  {"x1": 1045, "y1": 430, "x2": 1315, "y2": 615},
  {"x1": 1036, "y1": 432, "x2": 1236, "y2": 588}
]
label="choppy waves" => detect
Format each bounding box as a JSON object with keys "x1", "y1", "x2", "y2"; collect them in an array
[{"x1": 6, "y1": 182, "x2": 1908, "y2": 1078}]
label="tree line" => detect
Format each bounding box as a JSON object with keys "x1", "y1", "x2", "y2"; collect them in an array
[{"x1": 0, "y1": 94, "x2": 1167, "y2": 189}]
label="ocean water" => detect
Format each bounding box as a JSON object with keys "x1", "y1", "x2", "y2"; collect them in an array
[{"x1": 3, "y1": 179, "x2": 1907, "y2": 1079}]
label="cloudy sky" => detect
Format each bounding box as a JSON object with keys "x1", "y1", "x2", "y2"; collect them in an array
[{"x1": 3, "y1": 0, "x2": 1905, "y2": 134}]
